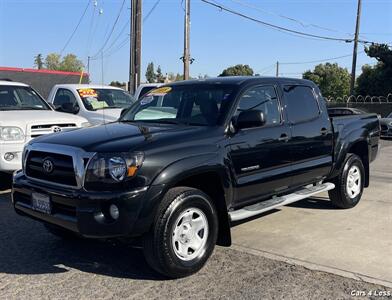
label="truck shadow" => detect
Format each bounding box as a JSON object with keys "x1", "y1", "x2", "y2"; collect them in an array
[
  {"x1": 0, "y1": 191, "x2": 164, "y2": 281},
  {"x1": 287, "y1": 197, "x2": 335, "y2": 210}
]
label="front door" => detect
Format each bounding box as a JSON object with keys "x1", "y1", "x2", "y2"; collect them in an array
[{"x1": 227, "y1": 85, "x2": 292, "y2": 208}]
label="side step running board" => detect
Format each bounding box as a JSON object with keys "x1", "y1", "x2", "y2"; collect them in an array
[{"x1": 229, "y1": 182, "x2": 335, "y2": 222}]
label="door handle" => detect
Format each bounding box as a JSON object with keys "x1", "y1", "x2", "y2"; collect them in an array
[
  {"x1": 278, "y1": 133, "x2": 289, "y2": 142},
  {"x1": 320, "y1": 128, "x2": 328, "y2": 135}
]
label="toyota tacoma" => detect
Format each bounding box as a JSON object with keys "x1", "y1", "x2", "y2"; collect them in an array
[{"x1": 12, "y1": 77, "x2": 380, "y2": 278}]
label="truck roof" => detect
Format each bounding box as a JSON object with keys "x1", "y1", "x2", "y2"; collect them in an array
[
  {"x1": 168, "y1": 76, "x2": 313, "y2": 86},
  {"x1": 52, "y1": 84, "x2": 124, "y2": 91},
  {"x1": 0, "y1": 80, "x2": 29, "y2": 87}
]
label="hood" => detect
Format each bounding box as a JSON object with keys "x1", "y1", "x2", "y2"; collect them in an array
[
  {"x1": 0, "y1": 110, "x2": 86, "y2": 126},
  {"x1": 31, "y1": 122, "x2": 213, "y2": 153},
  {"x1": 88, "y1": 108, "x2": 123, "y2": 125}
]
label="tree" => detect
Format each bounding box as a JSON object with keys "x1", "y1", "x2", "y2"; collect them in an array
[
  {"x1": 175, "y1": 73, "x2": 184, "y2": 81},
  {"x1": 59, "y1": 54, "x2": 84, "y2": 72},
  {"x1": 44, "y1": 53, "x2": 61, "y2": 70},
  {"x1": 219, "y1": 64, "x2": 254, "y2": 77},
  {"x1": 110, "y1": 81, "x2": 126, "y2": 88},
  {"x1": 34, "y1": 54, "x2": 44, "y2": 69},
  {"x1": 156, "y1": 65, "x2": 165, "y2": 83},
  {"x1": 145, "y1": 62, "x2": 156, "y2": 83},
  {"x1": 356, "y1": 44, "x2": 392, "y2": 96},
  {"x1": 43, "y1": 53, "x2": 84, "y2": 72},
  {"x1": 303, "y1": 63, "x2": 350, "y2": 99}
]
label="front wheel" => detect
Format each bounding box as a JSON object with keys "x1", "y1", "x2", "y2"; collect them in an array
[
  {"x1": 329, "y1": 154, "x2": 365, "y2": 209},
  {"x1": 143, "y1": 187, "x2": 218, "y2": 278}
]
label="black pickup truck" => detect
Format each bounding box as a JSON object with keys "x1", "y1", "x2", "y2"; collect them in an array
[{"x1": 12, "y1": 77, "x2": 380, "y2": 278}]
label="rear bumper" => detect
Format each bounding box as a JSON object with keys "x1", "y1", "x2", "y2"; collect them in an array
[{"x1": 12, "y1": 171, "x2": 164, "y2": 239}]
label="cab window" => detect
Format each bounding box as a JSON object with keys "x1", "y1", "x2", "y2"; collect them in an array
[
  {"x1": 235, "y1": 85, "x2": 281, "y2": 126},
  {"x1": 53, "y1": 89, "x2": 78, "y2": 109}
]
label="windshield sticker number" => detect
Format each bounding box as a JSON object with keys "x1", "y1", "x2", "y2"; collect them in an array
[
  {"x1": 78, "y1": 89, "x2": 98, "y2": 98},
  {"x1": 147, "y1": 87, "x2": 172, "y2": 96}
]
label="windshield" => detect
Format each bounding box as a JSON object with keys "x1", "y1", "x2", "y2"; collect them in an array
[
  {"x1": 120, "y1": 85, "x2": 235, "y2": 126},
  {"x1": 0, "y1": 85, "x2": 50, "y2": 111},
  {"x1": 77, "y1": 88, "x2": 135, "y2": 111}
]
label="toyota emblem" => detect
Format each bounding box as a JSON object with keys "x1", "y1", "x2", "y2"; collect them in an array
[
  {"x1": 42, "y1": 159, "x2": 54, "y2": 174},
  {"x1": 52, "y1": 126, "x2": 62, "y2": 133}
]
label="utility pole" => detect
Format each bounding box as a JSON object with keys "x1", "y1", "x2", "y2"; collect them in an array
[
  {"x1": 276, "y1": 61, "x2": 279, "y2": 77},
  {"x1": 350, "y1": 0, "x2": 362, "y2": 95},
  {"x1": 87, "y1": 56, "x2": 90, "y2": 75},
  {"x1": 129, "y1": 0, "x2": 142, "y2": 94},
  {"x1": 183, "y1": 0, "x2": 191, "y2": 80}
]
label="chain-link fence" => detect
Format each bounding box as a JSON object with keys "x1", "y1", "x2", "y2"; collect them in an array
[{"x1": 325, "y1": 94, "x2": 392, "y2": 103}]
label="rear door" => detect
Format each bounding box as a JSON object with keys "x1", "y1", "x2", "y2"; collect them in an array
[
  {"x1": 227, "y1": 85, "x2": 293, "y2": 207},
  {"x1": 282, "y1": 85, "x2": 333, "y2": 187}
]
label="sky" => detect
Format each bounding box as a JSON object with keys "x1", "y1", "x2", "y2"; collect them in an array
[{"x1": 0, "y1": 0, "x2": 391, "y2": 85}]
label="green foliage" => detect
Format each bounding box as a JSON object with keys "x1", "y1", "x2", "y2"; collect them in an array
[
  {"x1": 156, "y1": 65, "x2": 165, "y2": 83},
  {"x1": 145, "y1": 62, "x2": 156, "y2": 83},
  {"x1": 303, "y1": 63, "x2": 350, "y2": 99},
  {"x1": 219, "y1": 64, "x2": 254, "y2": 77},
  {"x1": 34, "y1": 54, "x2": 44, "y2": 69},
  {"x1": 43, "y1": 53, "x2": 84, "y2": 72},
  {"x1": 60, "y1": 54, "x2": 84, "y2": 72},
  {"x1": 356, "y1": 44, "x2": 392, "y2": 96},
  {"x1": 110, "y1": 81, "x2": 126, "y2": 88},
  {"x1": 44, "y1": 53, "x2": 61, "y2": 70}
]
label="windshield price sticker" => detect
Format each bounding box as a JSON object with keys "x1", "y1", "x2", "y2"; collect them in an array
[
  {"x1": 78, "y1": 89, "x2": 98, "y2": 98},
  {"x1": 147, "y1": 87, "x2": 172, "y2": 97}
]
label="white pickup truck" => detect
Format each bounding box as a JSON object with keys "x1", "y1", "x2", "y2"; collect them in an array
[
  {"x1": 47, "y1": 84, "x2": 135, "y2": 125},
  {"x1": 0, "y1": 81, "x2": 89, "y2": 175}
]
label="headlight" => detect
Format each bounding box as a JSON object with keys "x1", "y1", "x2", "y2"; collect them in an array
[
  {"x1": 81, "y1": 122, "x2": 91, "y2": 128},
  {"x1": 85, "y1": 152, "x2": 144, "y2": 185},
  {"x1": 0, "y1": 127, "x2": 25, "y2": 141},
  {"x1": 389, "y1": 121, "x2": 392, "y2": 127}
]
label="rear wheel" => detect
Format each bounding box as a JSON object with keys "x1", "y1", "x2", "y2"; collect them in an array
[
  {"x1": 329, "y1": 154, "x2": 365, "y2": 209},
  {"x1": 143, "y1": 187, "x2": 218, "y2": 278}
]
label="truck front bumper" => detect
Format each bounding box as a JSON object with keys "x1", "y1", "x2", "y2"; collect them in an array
[{"x1": 12, "y1": 171, "x2": 165, "y2": 239}]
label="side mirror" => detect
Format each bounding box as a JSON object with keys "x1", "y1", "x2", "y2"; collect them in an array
[
  {"x1": 236, "y1": 110, "x2": 266, "y2": 130},
  {"x1": 57, "y1": 103, "x2": 80, "y2": 114}
]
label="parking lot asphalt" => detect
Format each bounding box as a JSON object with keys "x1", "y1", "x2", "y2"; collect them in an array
[
  {"x1": 232, "y1": 139, "x2": 392, "y2": 288},
  {"x1": 0, "y1": 140, "x2": 391, "y2": 299}
]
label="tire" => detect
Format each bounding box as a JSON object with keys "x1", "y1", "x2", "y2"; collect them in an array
[
  {"x1": 44, "y1": 223, "x2": 82, "y2": 240},
  {"x1": 329, "y1": 154, "x2": 365, "y2": 209},
  {"x1": 143, "y1": 187, "x2": 218, "y2": 278}
]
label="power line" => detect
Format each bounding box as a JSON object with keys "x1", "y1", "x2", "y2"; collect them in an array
[
  {"x1": 60, "y1": 0, "x2": 91, "y2": 54},
  {"x1": 91, "y1": 0, "x2": 160, "y2": 61},
  {"x1": 280, "y1": 52, "x2": 365, "y2": 65},
  {"x1": 201, "y1": 0, "x2": 352, "y2": 42},
  {"x1": 201, "y1": 0, "x2": 390, "y2": 46},
  {"x1": 229, "y1": 0, "x2": 353, "y2": 37},
  {"x1": 91, "y1": 0, "x2": 126, "y2": 58},
  {"x1": 144, "y1": 0, "x2": 161, "y2": 23}
]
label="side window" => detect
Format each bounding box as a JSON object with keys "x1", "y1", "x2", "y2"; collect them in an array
[
  {"x1": 236, "y1": 85, "x2": 280, "y2": 126},
  {"x1": 53, "y1": 89, "x2": 78, "y2": 108},
  {"x1": 284, "y1": 85, "x2": 319, "y2": 123}
]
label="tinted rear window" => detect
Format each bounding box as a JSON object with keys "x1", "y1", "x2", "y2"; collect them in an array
[{"x1": 284, "y1": 85, "x2": 319, "y2": 123}]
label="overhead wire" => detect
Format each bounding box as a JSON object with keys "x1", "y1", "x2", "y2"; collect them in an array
[
  {"x1": 60, "y1": 0, "x2": 91, "y2": 54},
  {"x1": 201, "y1": 0, "x2": 391, "y2": 46},
  {"x1": 91, "y1": 0, "x2": 126, "y2": 59},
  {"x1": 229, "y1": 0, "x2": 353, "y2": 37}
]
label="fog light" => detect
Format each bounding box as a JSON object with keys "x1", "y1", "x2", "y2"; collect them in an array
[
  {"x1": 4, "y1": 152, "x2": 15, "y2": 161},
  {"x1": 109, "y1": 204, "x2": 119, "y2": 220}
]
